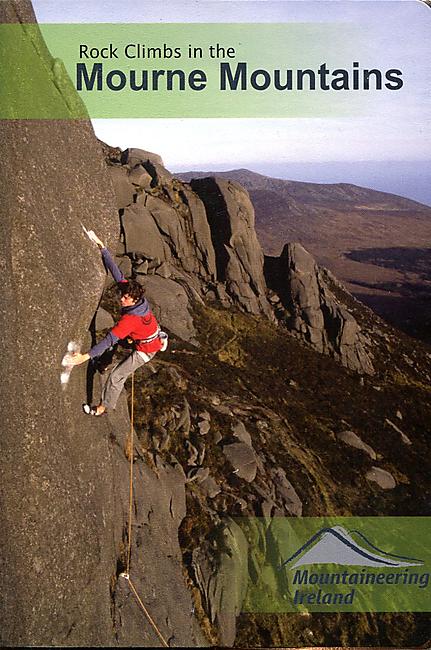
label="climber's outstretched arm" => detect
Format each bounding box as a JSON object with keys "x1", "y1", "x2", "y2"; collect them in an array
[
  {"x1": 69, "y1": 327, "x2": 121, "y2": 366},
  {"x1": 70, "y1": 323, "x2": 120, "y2": 365},
  {"x1": 89, "y1": 232, "x2": 126, "y2": 284},
  {"x1": 69, "y1": 233, "x2": 126, "y2": 366},
  {"x1": 71, "y1": 295, "x2": 140, "y2": 365},
  {"x1": 101, "y1": 247, "x2": 125, "y2": 283}
]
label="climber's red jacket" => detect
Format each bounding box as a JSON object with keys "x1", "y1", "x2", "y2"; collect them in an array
[
  {"x1": 111, "y1": 311, "x2": 163, "y2": 354},
  {"x1": 89, "y1": 248, "x2": 163, "y2": 359}
]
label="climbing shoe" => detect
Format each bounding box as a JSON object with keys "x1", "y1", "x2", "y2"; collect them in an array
[{"x1": 82, "y1": 403, "x2": 106, "y2": 417}]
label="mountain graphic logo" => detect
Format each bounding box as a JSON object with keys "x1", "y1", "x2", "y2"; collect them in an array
[{"x1": 280, "y1": 526, "x2": 424, "y2": 570}]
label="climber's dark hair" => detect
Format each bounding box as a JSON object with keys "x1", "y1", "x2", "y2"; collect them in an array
[{"x1": 116, "y1": 279, "x2": 145, "y2": 302}]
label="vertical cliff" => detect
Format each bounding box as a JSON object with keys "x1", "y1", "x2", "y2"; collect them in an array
[
  {"x1": 0, "y1": 2, "x2": 204, "y2": 646},
  {"x1": 0, "y1": 2, "x2": 120, "y2": 645}
]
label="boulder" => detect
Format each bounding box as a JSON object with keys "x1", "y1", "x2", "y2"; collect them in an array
[
  {"x1": 128, "y1": 164, "x2": 152, "y2": 189},
  {"x1": 173, "y1": 398, "x2": 192, "y2": 437},
  {"x1": 200, "y1": 475, "x2": 221, "y2": 498},
  {"x1": 185, "y1": 440, "x2": 199, "y2": 466},
  {"x1": 269, "y1": 467, "x2": 303, "y2": 516},
  {"x1": 94, "y1": 306, "x2": 115, "y2": 331},
  {"x1": 193, "y1": 467, "x2": 211, "y2": 483},
  {"x1": 146, "y1": 194, "x2": 214, "y2": 279},
  {"x1": 156, "y1": 261, "x2": 172, "y2": 279},
  {"x1": 115, "y1": 254, "x2": 133, "y2": 278},
  {"x1": 211, "y1": 429, "x2": 223, "y2": 445},
  {"x1": 198, "y1": 419, "x2": 211, "y2": 435},
  {"x1": 143, "y1": 159, "x2": 174, "y2": 189},
  {"x1": 181, "y1": 188, "x2": 217, "y2": 280},
  {"x1": 121, "y1": 194, "x2": 169, "y2": 261},
  {"x1": 109, "y1": 166, "x2": 136, "y2": 209},
  {"x1": 337, "y1": 430, "x2": 377, "y2": 460},
  {"x1": 232, "y1": 420, "x2": 252, "y2": 446},
  {"x1": 121, "y1": 147, "x2": 164, "y2": 168},
  {"x1": 366, "y1": 467, "x2": 397, "y2": 490},
  {"x1": 385, "y1": 418, "x2": 412, "y2": 446},
  {"x1": 192, "y1": 519, "x2": 249, "y2": 646},
  {"x1": 135, "y1": 259, "x2": 149, "y2": 275},
  {"x1": 223, "y1": 442, "x2": 257, "y2": 482},
  {"x1": 139, "y1": 275, "x2": 197, "y2": 343}
]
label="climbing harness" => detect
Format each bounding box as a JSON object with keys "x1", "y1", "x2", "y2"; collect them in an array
[
  {"x1": 119, "y1": 372, "x2": 169, "y2": 648},
  {"x1": 131, "y1": 329, "x2": 169, "y2": 352}
]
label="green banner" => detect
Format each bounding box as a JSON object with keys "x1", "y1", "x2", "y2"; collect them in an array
[
  {"x1": 235, "y1": 517, "x2": 431, "y2": 613},
  {"x1": 0, "y1": 22, "x2": 404, "y2": 118}
]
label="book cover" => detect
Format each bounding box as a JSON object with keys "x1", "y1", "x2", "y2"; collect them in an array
[{"x1": 0, "y1": 0, "x2": 430, "y2": 647}]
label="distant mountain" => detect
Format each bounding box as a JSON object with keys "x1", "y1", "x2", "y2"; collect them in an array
[
  {"x1": 177, "y1": 169, "x2": 431, "y2": 342},
  {"x1": 222, "y1": 161, "x2": 431, "y2": 207}
]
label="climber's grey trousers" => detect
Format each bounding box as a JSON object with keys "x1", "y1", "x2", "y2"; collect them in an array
[{"x1": 101, "y1": 350, "x2": 155, "y2": 411}]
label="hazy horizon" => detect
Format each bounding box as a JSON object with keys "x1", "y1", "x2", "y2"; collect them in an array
[{"x1": 172, "y1": 160, "x2": 431, "y2": 207}]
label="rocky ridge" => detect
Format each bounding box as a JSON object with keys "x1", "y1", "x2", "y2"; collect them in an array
[
  {"x1": 178, "y1": 168, "x2": 431, "y2": 345},
  {"x1": 105, "y1": 146, "x2": 373, "y2": 375}
]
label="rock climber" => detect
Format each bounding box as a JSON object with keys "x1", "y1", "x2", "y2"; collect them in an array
[{"x1": 69, "y1": 233, "x2": 167, "y2": 416}]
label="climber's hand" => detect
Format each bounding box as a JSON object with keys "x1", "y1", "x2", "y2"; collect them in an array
[
  {"x1": 90, "y1": 232, "x2": 105, "y2": 248},
  {"x1": 70, "y1": 352, "x2": 90, "y2": 365}
]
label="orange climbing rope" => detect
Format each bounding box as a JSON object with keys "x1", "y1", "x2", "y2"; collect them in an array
[
  {"x1": 120, "y1": 371, "x2": 169, "y2": 648},
  {"x1": 126, "y1": 371, "x2": 135, "y2": 576},
  {"x1": 127, "y1": 577, "x2": 169, "y2": 648}
]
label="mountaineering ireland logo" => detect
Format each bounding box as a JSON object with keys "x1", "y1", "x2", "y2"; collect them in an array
[
  {"x1": 276, "y1": 523, "x2": 428, "y2": 609},
  {"x1": 280, "y1": 525, "x2": 424, "y2": 569},
  {"x1": 237, "y1": 517, "x2": 431, "y2": 613}
]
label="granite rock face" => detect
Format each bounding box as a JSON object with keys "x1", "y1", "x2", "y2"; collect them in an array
[
  {"x1": 109, "y1": 157, "x2": 273, "y2": 319},
  {"x1": 142, "y1": 274, "x2": 198, "y2": 343},
  {"x1": 0, "y1": 1, "x2": 205, "y2": 645},
  {"x1": 190, "y1": 177, "x2": 274, "y2": 319},
  {"x1": 103, "y1": 151, "x2": 277, "y2": 356},
  {"x1": 0, "y1": 4, "x2": 118, "y2": 643},
  {"x1": 109, "y1": 150, "x2": 217, "y2": 286},
  {"x1": 107, "y1": 150, "x2": 221, "y2": 337}
]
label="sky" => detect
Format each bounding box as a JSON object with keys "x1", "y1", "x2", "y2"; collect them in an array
[{"x1": 31, "y1": 1, "x2": 431, "y2": 204}]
